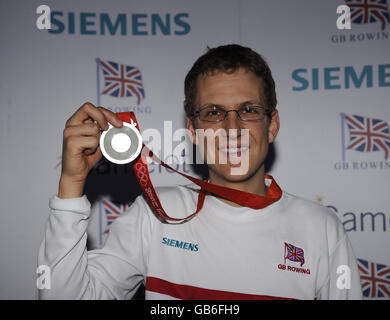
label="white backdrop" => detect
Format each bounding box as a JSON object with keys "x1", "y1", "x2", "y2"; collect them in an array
[{"x1": 0, "y1": 0, "x2": 389, "y2": 299}]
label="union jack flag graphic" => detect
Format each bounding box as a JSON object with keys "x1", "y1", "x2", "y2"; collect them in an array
[
  {"x1": 346, "y1": 0, "x2": 390, "y2": 30},
  {"x1": 98, "y1": 59, "x2": 145, "y2": 105},
  {"x1": 101, "y1": 199, "x2": 130, "y2": 235},
  {"x1": 341, "y1": 113, "x2": 390, "y2": 160},
  {"x1": 284, "y1": 242, "x2": 305, "y2": 267},
  {"x1": 357, "y1": 258, "x2": 390, "y2": 298}
]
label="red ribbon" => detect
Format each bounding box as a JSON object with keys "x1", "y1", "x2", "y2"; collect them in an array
[{"x1": 116, "y1": 112, "x2": 282, "y2": 223}]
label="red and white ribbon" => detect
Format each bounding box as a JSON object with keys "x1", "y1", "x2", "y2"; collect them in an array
[{"x1": 116, "y1": 112, "x2": 282, "y2": 223}]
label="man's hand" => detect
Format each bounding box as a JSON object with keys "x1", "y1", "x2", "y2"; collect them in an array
[{"x1": 58, "y1": 103, "x2": 123, "y2": 199}]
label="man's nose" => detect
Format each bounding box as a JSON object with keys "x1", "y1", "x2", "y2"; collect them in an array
[{"x1": 224, "y1": 110, "x2": 241, "y2": 131}]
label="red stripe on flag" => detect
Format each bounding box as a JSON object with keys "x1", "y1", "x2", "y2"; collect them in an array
[
  {"x1": 345, "y1": 115, "x2": 365, "y2": 130},
  {"x1": 126, "y1": 69, "x2": 140, "y2": 78},
  {"x1": 102, "y1": 201, "x2": 120, "y2": 215},
  {"x1": 347, "y1": 136, "x2": 365, "y2": 150},
  {"x1": 120, "y1": 65, "x2": 125, "y2": 97},
  {"x1": 100, "y1": 61, "x2": 119, "y2": 76},
  {"x1": 128, "y1": 84, "x2": 142, "y2": 105},
  {"x1": 146, "y1": 277, "x2": 296, "y2": 300},
  {"x1": 371, "y1": 9, "x2": 388, "y2": 30},
  {"x1": 350, "y1": 8, "x2": 362, "y2": 20},
  {"x1": 102, "y1": 82, "x2": 119, "y2": 95},
  {"x1": 374, "y1": 138, "x2": 389, "y2": 160},
  {"x1": 373, "y1": 122, "x2": 388, "y2": 131}
]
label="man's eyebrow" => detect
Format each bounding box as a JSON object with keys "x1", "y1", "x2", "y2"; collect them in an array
[
  {"x1": 200, "y1": 100, "x2": 262, "y2": 109},
  {"x1": 199, "y1": 103, "x2": 224, "y2": 109},
  {"x1": 238, "y1": 100, "x2": 262, "y2": 107}
]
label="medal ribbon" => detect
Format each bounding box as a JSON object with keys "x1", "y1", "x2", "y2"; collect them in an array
[{"x1": 116, "y1": 112, "x2": 282, "y2": 223}]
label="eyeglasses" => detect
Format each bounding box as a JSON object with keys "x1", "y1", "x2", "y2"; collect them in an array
[{"x1": 193, "y1": 105, "x2": 266, "y2": 122}]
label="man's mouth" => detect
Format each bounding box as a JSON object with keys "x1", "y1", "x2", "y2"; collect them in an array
[{"x1": 219, "y1": 146, "x2": 249, "y2": 154}]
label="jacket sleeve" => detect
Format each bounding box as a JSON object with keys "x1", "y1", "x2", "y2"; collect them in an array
[
  {"x1": 316, "y1": 212, "x2": 363, "y2": 300},
  {"x1": 38, "y1": 194, "x2": 153, "y2": 300}
]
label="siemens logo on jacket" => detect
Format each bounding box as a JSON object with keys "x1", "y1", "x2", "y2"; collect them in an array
[{"x1": 162, "y1": 237, "x2": 199, "y2": 252}]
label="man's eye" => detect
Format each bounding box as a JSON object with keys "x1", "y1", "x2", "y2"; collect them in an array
[
  {"x1": 205, "y1": 107, "x2": 222, "y2": 116},
  {"x1": 242, "y1": 106, "x2": 256, "y2": 113},
  {"x1": 208, "y1": 110, "x2": 221, "y2": 116}
]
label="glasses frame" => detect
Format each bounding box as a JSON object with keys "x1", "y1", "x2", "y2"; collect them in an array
[{"x1": 193, "y1": 104, "x2": 267, "y2": 123}]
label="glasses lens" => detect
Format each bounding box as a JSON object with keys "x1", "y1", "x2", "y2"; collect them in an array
[
  {"x1": 199, "y1": 106, "x2": 225, "y2": 122},
  {"x1": 238, "y1": 106, "x2": 265, "y2": 120},
  {"x1": 196, "y1": 105, "x2": 266, "y2": 122}
]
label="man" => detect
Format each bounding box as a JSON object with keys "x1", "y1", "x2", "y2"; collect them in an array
[{"x1": 38, "y1": 44, "x2": 362, "y2": 299}]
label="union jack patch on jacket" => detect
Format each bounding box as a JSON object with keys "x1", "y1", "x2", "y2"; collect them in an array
[{"x1": 284, "y1": 242, "x2": 305, "y2": 267}]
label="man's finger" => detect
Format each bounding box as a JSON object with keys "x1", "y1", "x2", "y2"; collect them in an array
[
  {"x1": 97, "y1": 106, "x2": 123, "y2": 128},
  {"x1": 63, "y1": 123, "x2": 101, "y2": 139},
  {"x1": 66, "y1": 103, "x2": 108, "y2": 130},
  {"x1": 65, "y1": 136, "x2": 100, "y2": 154}
]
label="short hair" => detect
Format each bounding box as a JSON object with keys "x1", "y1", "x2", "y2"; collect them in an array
[{"x1": 184, "y1": 44, "x2": 277, "y2": 119}]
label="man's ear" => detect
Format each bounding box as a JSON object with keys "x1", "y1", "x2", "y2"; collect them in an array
[
  {"x1": 186, "y1": 116, "x2": 198, "y2": 145},
  {"x1": 268, "y1": 109, "x2": 280, "y2": 143}
]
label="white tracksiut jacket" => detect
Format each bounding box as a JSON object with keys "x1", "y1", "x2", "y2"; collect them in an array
[{"x1": 38, "y1": 181, "x2": 362, "y2": 300}]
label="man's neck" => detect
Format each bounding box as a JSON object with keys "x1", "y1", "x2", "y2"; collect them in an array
[{"x1": 208, "y1": 169, "x2": 267, "y2": 207}]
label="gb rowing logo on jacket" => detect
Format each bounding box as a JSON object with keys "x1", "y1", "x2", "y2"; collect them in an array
[{"x1": 277, "y1": 242, "x2": 311, "y2": 275}]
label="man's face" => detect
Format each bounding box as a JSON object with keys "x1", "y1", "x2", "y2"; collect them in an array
[{"x1": 187, "y1": 68, "x2": 279, "y2": 184}]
